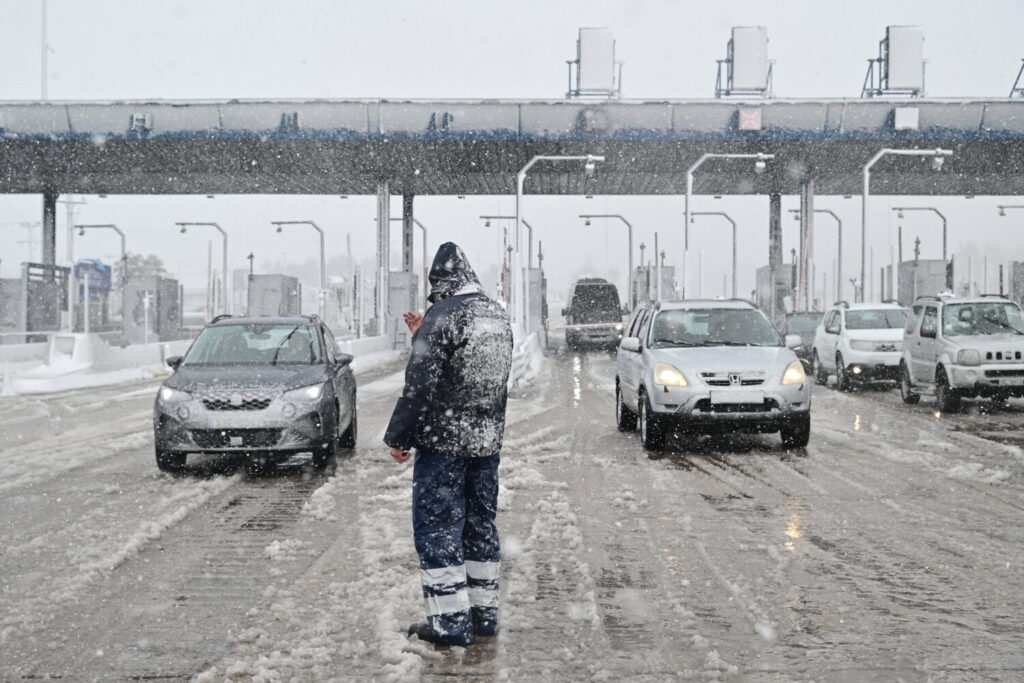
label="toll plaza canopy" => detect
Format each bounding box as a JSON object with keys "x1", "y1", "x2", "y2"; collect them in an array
[{"x1": 2, "y1": 98, "x2": 1024, "y2": 196}]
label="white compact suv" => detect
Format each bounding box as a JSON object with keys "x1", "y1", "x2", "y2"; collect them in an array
[
  {"x1": 900, "y1": 295, "x2": 1024, "y2": 411},
  {"x1": 615, "y1": 299, "x2": 810, "y2": 451},
  {"x1": 811, "y1": 302, "x2": 908, "y2": 390}
]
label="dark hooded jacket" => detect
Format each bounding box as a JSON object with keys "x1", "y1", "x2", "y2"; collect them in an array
[{"x1": 384, "y1": 242, "x2": 514, "y2": 458}]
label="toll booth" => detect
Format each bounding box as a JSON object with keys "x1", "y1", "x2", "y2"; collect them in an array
[
  {"x1": 388, "y1": 271, "x2": 419, "y2": 346},
  {"x1": 73, "y1": 259, "x2": 113, "y2": 332},
  {"x1": 123, "y1": 276, "x2": 182, "y2": 344},
  {"x1": 631, "y1": 265, "x2": 675, "y2": 307},
  {"x1": 892, "y1": 260, "x2": 951, "y2": 307},
  {"x1": 1, "y1": 263, "x2": 71, "y2": 342},
  {"x1": 756, "y1": 263, "x2": 795, "y2": 325},
  {"x1": 248, "y1": 274, "x2": 301, "y2": 317}
]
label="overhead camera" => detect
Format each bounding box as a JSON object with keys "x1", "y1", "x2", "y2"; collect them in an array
[
  {"x1": 754, "y1": 159, "x2": 767, "y2": 175},
  {"x1": 584, "y1": 161, "x2": 597, "y2": 177},
  {"x1": 931, "y1": 156, "x2": 945, "y2": 171}
]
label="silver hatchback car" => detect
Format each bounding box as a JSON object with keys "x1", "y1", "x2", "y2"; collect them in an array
[{"x1": 615, "y1": 300, "x2": 811, "y2": 451}]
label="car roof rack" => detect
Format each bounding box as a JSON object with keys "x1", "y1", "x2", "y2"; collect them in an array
[
  {"x1": 979, "y1": 293, "x2": 1010, "y2": 299},
  {"x1": 210, "y1": 314, "x2": 233, "y2": 323},
  {"x1": 913, "y1": 295, "x2": 940, "y2": 302},
  {"x1": 833, "y1": 300, "x2": 850, "y2": 308}
]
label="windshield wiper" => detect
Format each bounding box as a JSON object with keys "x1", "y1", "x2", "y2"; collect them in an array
[
  {"x1": 981, "y1": 317, "x2": 1024, "y2": 335},
  {"x1": 652, "y1": 338, "x2": 702, "y2": 347},
  {"x1": 271, "y1": 326, "x2": 302, "y2": 365},
  {"x1": 704, "y1": 340, "x2": 759, "y2": 346}
]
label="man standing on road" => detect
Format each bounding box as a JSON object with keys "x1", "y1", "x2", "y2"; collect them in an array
[{"x1": 385, "y1": 242, "x2": 514, "y2": 646}]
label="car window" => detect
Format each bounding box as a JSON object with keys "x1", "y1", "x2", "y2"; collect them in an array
[
  {"x1": 824, "y1": 311, "x2": 839, "y2": 333},
  {"x1": 906, "y1": 305, "x2": 924, "y2": 335},
  {"x1": 183, "y1": 323, "x2": 324, "y2": 365},
  {"x1": 626, "y1": 308, "x2": 646, "y2": 337},
  {"x1": 942, "y1": 302, "x2": 1024, "y2": 337},
  {"x1": 321, "y1": 325, "x2": 338, "y2": 362},
  {"x1": 920, "y1": 307, "x2": 938, "y2": 338},
  {"x1": 845, "y1": 309, "x2": 908, "y2": 330},
  {"x1": 636, "y1": 310, "x2": 652, "y2": 345},
  {"x1": 649, "y1": 308, "x2": 782, "y2": 348}
]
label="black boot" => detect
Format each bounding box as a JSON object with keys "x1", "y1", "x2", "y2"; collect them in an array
[{"x1": 407, "y1": 622, "x2": 474, "y2": 646}]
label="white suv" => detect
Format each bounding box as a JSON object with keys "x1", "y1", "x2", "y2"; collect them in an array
[
  {"x1": 811, "y1": 302, "x2": 908, "y2": 390},
  {"x1": 900, "y1": 295, "x2": 1024, "y2": 411}
]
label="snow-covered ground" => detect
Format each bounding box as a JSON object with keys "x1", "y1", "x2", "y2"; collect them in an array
[{"x1": 2, "y1": 347, "x2": 1023, "y2": 680}]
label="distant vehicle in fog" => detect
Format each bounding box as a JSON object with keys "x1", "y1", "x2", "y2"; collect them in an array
[
  {"x1": 900, "y1": 295, "x2": 1024, "y2": 411},
  {"x1": 562, "y1": 278, "x2": 624, "y2": 350}
]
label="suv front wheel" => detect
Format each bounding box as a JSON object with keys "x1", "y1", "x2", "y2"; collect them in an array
[
  {"x1": 935, "y1": 367, "x2": 962, "y2": 412},
  {"x1": 780, "y1": 414, "x2": 811, "y2": 449},
  {"x1": 616, "y1": 383, "x2": 638, "y2": 432},
  {"x1": 835, "y1": 353, "x2": 852, "y2": 391},
  {"x1": 638, "y1": 391, "x2": 665, "y2": 451}
]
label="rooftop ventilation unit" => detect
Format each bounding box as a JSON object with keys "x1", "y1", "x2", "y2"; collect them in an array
[
  {"x1": 715, "y1": 27, "x2": 773, "y2": 98},
  {"x1": 1010, "y1": 59, "x2": 1024, "y2": 97},
  {"x1": 566, "y1": 27, "x2": 623, "y2": 99},
  {"x1": 861, "y1": 26, "x2": 926, "y2": 97}
]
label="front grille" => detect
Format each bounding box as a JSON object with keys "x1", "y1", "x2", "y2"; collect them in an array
[
  {"x1": 197, "y1": 389, "x2": 275, "y2": 411},
  {"x1": 701, "y1": 372, "x2": 765, "y2": 387},
  {"x1": 695, "y1": 398, "x2": 778, "y2": 414},
  {"x1": 984, "y1": 369, "x2": 1024, "y2": 378},
  {"x1": 874, "y1": 343, "x2": 900, "y2": 352},
  {"x1": 985, "y1": 351, "x2": 1023, "y2": 361},
  {"x1": 191, "y1": 428, "x2": 282, "y2": 448}
]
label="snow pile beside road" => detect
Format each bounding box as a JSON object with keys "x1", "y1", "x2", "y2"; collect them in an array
[{"x1": 945, "y1": 462, "x2": 1011, "y2": 484}]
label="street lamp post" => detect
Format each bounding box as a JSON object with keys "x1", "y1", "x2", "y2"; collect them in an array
[
  {"x1": 516, "y1": 154, "x2": 604, "y2": 338},
  {"x1": 176, "y1": 222, "x2": 229, "y2": 315},
  {"x1": 689, "y1": 211, "x2": 738, "y2": 298},
  {"x1": 685, "y1": 152, "x2": 773, "y2": 298},
  {"x1": 75, "y1": 223, "x2": 127, "y2": 325},
  {"x1": 861, "y1": 148, "x2": 953, "y2": 301},
  {"x1": 790, "y1": 209, "x2": 843, "y2": 301},
  {"x1": 272, "y1": 221, "x2": 326, "y2": 319},
  {"x1": 892, "y1": 206, "x2": 947, "y2": 262},
  {"x1": 578, "y1": 214, "x2": 634, "y2": 308},
  {"x1": 480, "y1": 216, "x2": 535, "y2": 269}
]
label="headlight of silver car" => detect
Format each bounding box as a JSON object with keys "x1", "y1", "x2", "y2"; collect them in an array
[
  {"x1": 653, "y1": 363, "x2": 688, "y2": 387},
  {"x1": 159, "y1": 386, "x2": 191, "y2": 402},
  {"x1": 957, "y1": 349, "x2": 981, "y2": 366},
  {"x1": 782, "y1": 360, "x2": 807, "y2": 385},
  {"x1": 283, "y1": 383, "x2": 326, "y2": 401},
  {"x1": 849, "y1": 340, "x2": 874, "y2": 351}
]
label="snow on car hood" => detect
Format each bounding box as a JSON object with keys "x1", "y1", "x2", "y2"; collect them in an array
[
  {"x1": 649, "y1": 344, "x2": 798, "y2": 374},
  {"x1": 944, "y1": 333, "x2": 1024, "y2": 353},
  {"x1": 843, "y1": 328, "x2": 904, "y2": 342},
  {"x1": 164, "y1": 364, "x2": 331, "y2": 393}
]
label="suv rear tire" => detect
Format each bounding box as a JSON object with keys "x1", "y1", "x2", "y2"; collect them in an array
[
  {"x1": 616, "y1": 383, "x2": 638, "y2": 432},
  {"x1": 812, "y1": 351, "x2": 828, "y2": 386},
  {"x1": 339, "y1": 394, "x2": 358, "y2": 448},
  {"x1": 780, "y1": 414, "x2": 811, "y2": 449},
  {"x1": 639, "y1": 391, "x2": 665, "y2": 451},
  {"x1": 935, "y1": 368, "x2": 962, "y2": 412},
  {"x1": 900, "y1": 362, "x2": 920, "y2": 404}
]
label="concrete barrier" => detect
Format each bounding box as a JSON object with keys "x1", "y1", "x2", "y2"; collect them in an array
[
  {"x1": 338, "y1": 335, "x2": 392, "y2": 357},
  {"x1": 509, "y1": 332, "x2": 543, "y2": 389}
]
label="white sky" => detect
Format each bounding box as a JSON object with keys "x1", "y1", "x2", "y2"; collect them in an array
[{"x1": 1, "y1": 0, "x2": 1022, "y2": 304}]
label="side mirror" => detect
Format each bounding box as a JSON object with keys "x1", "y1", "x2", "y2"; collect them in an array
[
  {"x1": 336, "y1": 352, "x2": 354, "y2": 367},
  {"x1": 784, "y1": 334, "x2": 802, "y2": 350},
  {"x1": 166, "y1": 355, "x2": 183, "y2": 371},
  {"x1": 826, "y1": 324, "x2": 840, "y2": 335},
  {"x1": 561, "y1": 307, "x2": 568, "y2": 318},
  {"x1": 619, "y1": 337, "x2": 641, "y2": 353}
]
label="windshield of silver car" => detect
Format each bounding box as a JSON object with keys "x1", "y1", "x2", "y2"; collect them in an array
[
  {"x1": 942, "y1": 302, "x2": 1024, "y2": 336},
  {"x1": 649, "y1": 309, "x2": 782, "y2": 348},
  {"x1": 183, "y1": 323, "x2": 324, "y2": 365}
]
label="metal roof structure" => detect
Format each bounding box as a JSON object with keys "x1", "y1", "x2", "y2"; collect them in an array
[{"x1": 2, "y1": 98, "x2": 1023, "y2": 196}]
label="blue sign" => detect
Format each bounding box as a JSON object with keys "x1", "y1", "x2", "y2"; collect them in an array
[{"x1": 75, "y1": 259, "x2": 112, "y2": 293}]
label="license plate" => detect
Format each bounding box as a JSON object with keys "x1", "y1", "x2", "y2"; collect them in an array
[
  {"x1": 710, "y1": 390, "x2": 765, "y2": 404},
  {"x1": 229, "y1": 435, "x2": 243, "y2": 446},
  {"x1": 1000, "y1": 378, "x2": 1024, "y2": 386}
]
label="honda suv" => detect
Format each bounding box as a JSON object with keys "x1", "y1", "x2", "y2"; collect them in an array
[
  {"x1": 811, "y1": 302, "x2": 907, "y2": 390},
  {"x1": 153, "y1": 315, "x2": 357, "y2": 474},
  {"x1": 615, "y1": 299, "x2": 810, "y2": 451},
  {"x1": 900, "y1": 295, "x2": 1024, "y2": 411}
]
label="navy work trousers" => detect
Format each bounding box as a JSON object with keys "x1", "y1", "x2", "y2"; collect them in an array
[{"x1": 413, "y1": 449, "x2": 500, "y2": 644}]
